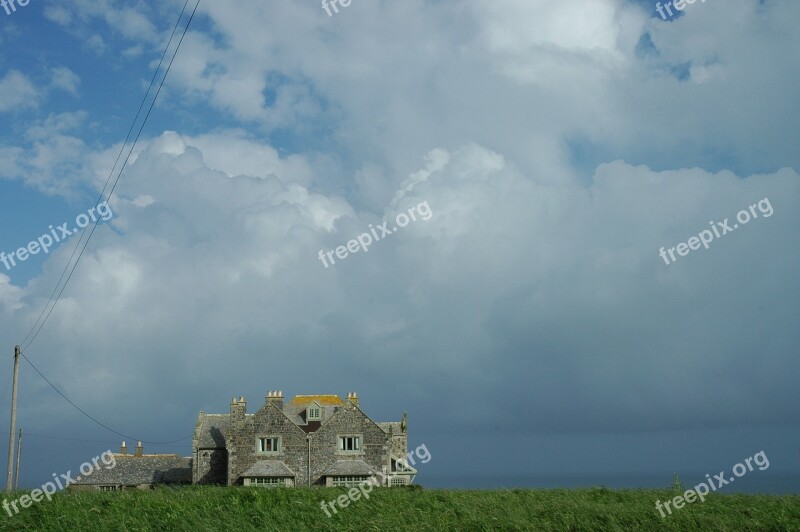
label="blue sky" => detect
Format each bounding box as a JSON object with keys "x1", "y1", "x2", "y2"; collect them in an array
[{"x1": 0, "y1": 0, "x2": 799, "y2": 495}]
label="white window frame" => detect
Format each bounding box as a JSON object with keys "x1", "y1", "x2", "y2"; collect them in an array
[
  {"x1": 256, "y1": 436, "x2": 281, "y2": 454},
  {"x1": 332, "y1": 475, "x2": 370, "y2": 487},
  {"x1": 338, "y1": 435, "x2": 361, "y2": 453},
  {"x1": 99, "y1": 485, "x2": 118, "y2": 492},
  {"x1": 307, "y1": 407, "x2": 321, "y2": 421},
  {"x1": 248, "y1": 477, "x2": 284, "y2": 487}
]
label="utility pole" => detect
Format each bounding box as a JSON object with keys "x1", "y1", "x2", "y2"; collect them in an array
[
  {"x1": 14, "y1": 428, "x2": 22, "y2": 491},
  {"x1": 6, "y1": 345, "x2": 20, "y2": 492}
]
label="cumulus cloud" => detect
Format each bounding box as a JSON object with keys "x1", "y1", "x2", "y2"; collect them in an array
[
  {"x1": 8, "y1": 132, "x2": 798, "y2": 438},
  {"x1": 2, "y1": 0, "x2": 799, "y2": 483},
  {"x1": 0, "y1": 112, "x2": 94, "y2": 196}
]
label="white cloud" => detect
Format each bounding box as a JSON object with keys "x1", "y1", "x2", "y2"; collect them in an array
[
  {"x1": 0, "y1": 112, "x2": 93, "y2": 195},
  {"x1": 0, "y1": 70, "x2": 39, "y2": 112},
  {"x1": 84, "y1": 34, "x2": 107, "y2": 55},
  {"x1": 472, "y1": 0, "x2": 625, "y2": 54},
  {"x1": 6, "y1": 132, "x2": 798, "y2": 435},
  {"x1": 2, "y1": 1, "x2": 799, "y2": 477},
  {"x1": 43, "y1": 5, "x2": 73, "y2": 26},
  {"x1": 122, "y1": 44, "x2": 144, "y2": 58},
  {"x1": 50, "y1": 67, "x2": 81, "y2": 96}
]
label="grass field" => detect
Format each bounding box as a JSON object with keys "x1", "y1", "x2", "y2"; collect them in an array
[{"x1": 0, "y1": 485, "x2": 798, "y2": 531}]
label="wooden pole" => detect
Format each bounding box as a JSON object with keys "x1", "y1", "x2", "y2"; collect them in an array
[
  {"x1": 6, "y1": 345, "x2": 20, "y2": 492},
  {"x1": 14, "y1": 428, "x2": 21, "y2": 491}
]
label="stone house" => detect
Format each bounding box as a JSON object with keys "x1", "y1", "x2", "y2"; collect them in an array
[
  {"x1": 192, "y1": 391, "x2": 414, "y2": 487},
  {"x1": 69, "y1": 441, "x2": 192, "y2": 491}
]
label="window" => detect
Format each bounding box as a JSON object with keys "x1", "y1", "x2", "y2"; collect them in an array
[
  {"x1": 99, "y1": 485, "x2": 117, "y2": 492},
  {"x1": 249, "y1": 477, "x2": 284, "y2": 487},
  {"x1": 338, "y1": 435, "x2": 361, "y2": 452},
  {"x1": 307, "y1": 407, "x2": 321, "y2": 420},
  {"x1": 332, "y1": 476, "x2": 370, "y2": 487},
  {"x1": 390, "y1": 477, "x2": 408, "y2": 486},
  {"x1": 257, "y1": 437, "x2": 280, "y2": 453}
]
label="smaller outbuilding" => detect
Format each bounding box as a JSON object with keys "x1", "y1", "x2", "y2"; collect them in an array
[{"x1": 69, "y1": 441, "x2": 192, "y2": 491}]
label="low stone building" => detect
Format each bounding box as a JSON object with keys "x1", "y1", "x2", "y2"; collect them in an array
[
  {"x1": 192, "y1": 391, "x2": 414, "y2": 487},
  {"x1": 69, "y1": 441, "x2": 192, "y2": 491}
]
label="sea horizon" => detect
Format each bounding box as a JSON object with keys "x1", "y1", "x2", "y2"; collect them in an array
[{"x1": 424, "y1": 473, "x2": 800, "y2": 495}]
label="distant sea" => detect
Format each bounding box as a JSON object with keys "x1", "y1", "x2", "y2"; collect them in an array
[{"x1": 424, "y1": 474, "x2": 800, "y2": 494}]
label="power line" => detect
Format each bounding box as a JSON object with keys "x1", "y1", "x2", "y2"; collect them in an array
[
  {"x1": 20, "y1": 0, "x2": 192, "y2": 351},
  {"x1": 14, "y1": 0, "x2": 202, "y2": 445},
  {"x1": 21, "y1": 353, "x2": 190, "y2": 445},
  {"x1": 25, "y1": 433, "x2": 191, "y2": 447},
  {"x1": 21, "y1": 0, "x2": 201, "y2": 351},
  {"x1": 102, "y1": 0, "x2": 201, "y2": 207}
]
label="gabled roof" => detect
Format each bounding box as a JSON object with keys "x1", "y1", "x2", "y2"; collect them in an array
[
  {"x1": 71, "y1": 455, "x2": 192, "y2": 486},
  {"x1": 194, "y1": 393, "x2": 401, "y2": 439},
  {"x1": 322, "y1": 460, "x2": 375, "y2": 477},
  {"x1": 241, "y1": 460, "x2": 296, "y2": 478},
  {"x1": 195, "y1": 413, "x2": 230, "y2": 449}
]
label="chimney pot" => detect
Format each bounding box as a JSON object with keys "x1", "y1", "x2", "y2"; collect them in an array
[
  {"x1": 231, "y1": 396, "x2": 246, "y2": 416},
  {"x1": 120, "y1": 441, "x2": 128, "y2": 455},
  {"x1": 266, "y1": 390, "x2": 284, "y2": 408}
]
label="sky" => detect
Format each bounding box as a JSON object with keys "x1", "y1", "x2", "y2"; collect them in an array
[{"x1": 0, "y1": 0, "x2": 798, "y2": 494}]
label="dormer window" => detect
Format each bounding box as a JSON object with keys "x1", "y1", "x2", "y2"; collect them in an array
[{"x1": 307, "y1": 407, "x2": 321, "y2": 421}]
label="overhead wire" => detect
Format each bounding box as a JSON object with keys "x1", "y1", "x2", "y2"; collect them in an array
[
  {"x1": 14, "y1": 0, "x2": 202, "y2": 446},
  {"x1": 20, "y1": 0, "x2": 196, "y2": 352},
  {"x1": 21, "y1": 353, "x2": 191, "y2": 445},
  {"x1": 25, "y1": 433, "x2": 191, "y2": 447}
]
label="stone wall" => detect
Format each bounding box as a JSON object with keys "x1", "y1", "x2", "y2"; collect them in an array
[
  {"x1": 227, "y1": 401, "x2": 309, "y2": 486},
  {"x1": 310, "y1": 402, "x2": 389, "y2": 486},
  {"x1": 194, "y1": 448, "x2": 227, "y2": 485}
]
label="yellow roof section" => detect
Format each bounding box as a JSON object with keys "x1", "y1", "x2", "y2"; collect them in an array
[{"x1": 290, "y1": 395, "x2": 344, "y2": 406}]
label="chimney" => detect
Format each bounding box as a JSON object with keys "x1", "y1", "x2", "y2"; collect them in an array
[
  {"x1": 230, "y1": 396, "x2": 246, "y2": 419},
  {"x1": 266, "y1": 390, "x2": 284, "y2": 410},
  {"x1": 347, "y1": 392, "x2": 359, "y2": 407},
  {"x1": 120, "y1": 441, "x2": 127, "y2": 455},
  {"x1": 135, "y1": 441, "x2": 143, "y2": 457}
]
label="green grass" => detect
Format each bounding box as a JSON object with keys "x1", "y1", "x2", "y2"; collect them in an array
[{"x1": 0, "y1": 485, "x2": 798, "y2": 531}]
